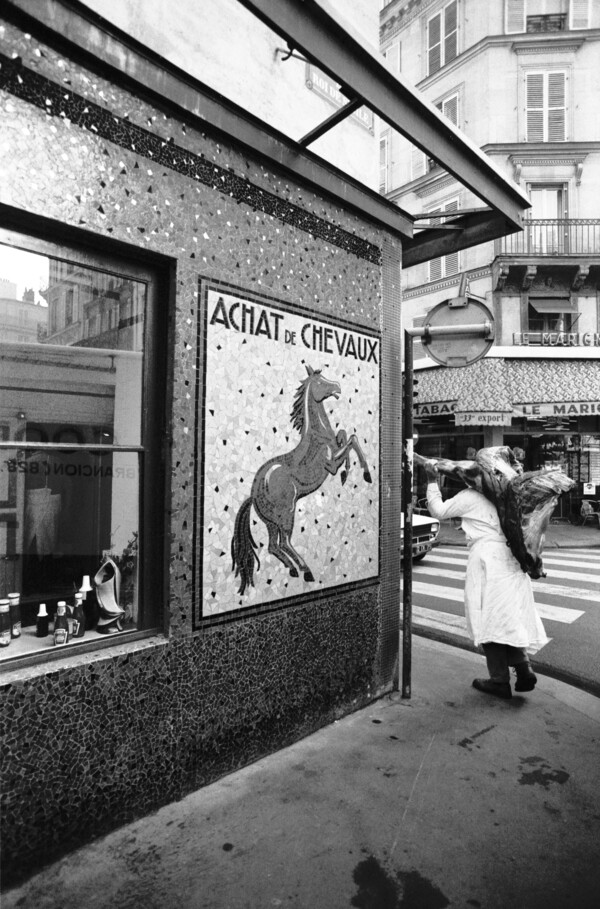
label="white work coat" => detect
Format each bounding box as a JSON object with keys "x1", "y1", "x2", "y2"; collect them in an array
[{"x1": 426, "y1": 484, "x2": 549, "y2": 653}]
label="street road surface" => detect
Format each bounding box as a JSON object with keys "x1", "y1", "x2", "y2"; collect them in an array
[{"x1": 409, "y1": 544, "x2": 600, "y2": 696}]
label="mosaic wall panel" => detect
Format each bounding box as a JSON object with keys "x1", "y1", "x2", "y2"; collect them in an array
[
  {"x1": 0, "y1": 13, "x2": 396, "y2": 885},
  {"x1": 197, "y1": 281, "x2": 380, "y2": 623}
]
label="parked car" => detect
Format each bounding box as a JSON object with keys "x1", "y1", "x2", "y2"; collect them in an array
[{"x1": 400, "y1": 512, "x2": 440, "y2": 562}]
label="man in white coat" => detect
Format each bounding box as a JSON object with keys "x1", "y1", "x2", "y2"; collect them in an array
[{"x1": 424, "y1": 460, "x2": 548, "y2": 699}]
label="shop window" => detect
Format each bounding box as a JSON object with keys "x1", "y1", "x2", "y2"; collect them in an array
[
  {"x1": 427, "y1": 1, "x2": 458, "y2": 76},
  {"x1": 527, "y1": 302, "x2": 573, "y2": 332},
  {"x1": 0, "y1": 228, "x2": 166, "y2": 664}
]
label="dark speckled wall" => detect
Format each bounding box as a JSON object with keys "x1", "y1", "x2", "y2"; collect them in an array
[{"x1": 0, "y1": 13, "x2": 402, "y2": 886}]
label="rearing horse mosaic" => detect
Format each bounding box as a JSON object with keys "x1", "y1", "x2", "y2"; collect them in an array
[{"x1": 231, "y1": 365, "x2": 373, "y2": 595}]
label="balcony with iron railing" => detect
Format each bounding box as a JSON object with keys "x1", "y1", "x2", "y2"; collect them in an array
[
  {"x1": 496, "y1": 219, "x2": 600, "y2": 257},
  {"x1": 493, "y1": 219, "x2": 600, "y2": 292}
]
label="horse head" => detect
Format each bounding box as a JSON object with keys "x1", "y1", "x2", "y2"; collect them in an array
[{"x1": 305, "y1": 364, "x2": 341, "y2": 403}]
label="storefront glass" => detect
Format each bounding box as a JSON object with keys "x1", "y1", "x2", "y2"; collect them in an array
[{"x1": 0, "y1": 240, "x2": 149, "y2": 661}]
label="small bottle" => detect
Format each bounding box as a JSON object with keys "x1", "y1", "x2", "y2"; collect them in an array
[
  {"x1": 53, "y1": 601, "x2": 69, "y2": 646},
  {"x1": 8, "y1": 592, "x2": 21, "y2": 638},
  {"x1": 36, "y1": 603, "x2": 49, "y2": 638},
  {"x1": 0, "y1": 600, "x2": 11, "y2": 647},
  {"x1": 72, "y1": 593, "x2": 86, "y2": 638}
]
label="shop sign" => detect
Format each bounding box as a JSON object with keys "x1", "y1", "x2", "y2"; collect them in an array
[
  {"x1": 414, "y1": 401, "x2": 457, "y2": 418},
  {"x1": 198, "y1": 283, "x2": 380, "y2": 624},
  {"x1": 515, "y1": 402, "x2": 600, "y2": 418},
  {"x1": 305, "y1": 64, "x2": 374, "y2": 132},
  {"x1": 455, "y1": 412, "x2": 513, "y2": 426},
  {"x1": 513, "y1": 332, "x2": 600, "y2": 347}
]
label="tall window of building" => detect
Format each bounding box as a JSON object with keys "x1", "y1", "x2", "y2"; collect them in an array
[
  {"x1": 427, "y1": 1, "x2": 458, "y2": 76},
  {"x1": 0, "y1": 229, "x2": 167, "y2": 664},
  {"x1": 414, "y1": 90, "x2": 460, "y2": 177},
  {"x1": 428, "y1": 199, "x2": 459, "y2": 281},
  {"x1": 379, "y1": 135, "x2": 389, "y2": 193},
  {"x1": 526, "y1": 71, "x2": 567, "y2": 141}
]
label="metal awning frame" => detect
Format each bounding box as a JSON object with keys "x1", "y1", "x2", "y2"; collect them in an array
[
  {"x1": 238, "y1": 0, "x2": 532, "y2": 267},
  {"x1": 3, "y1": 0, "x2": 531, "y2": 267}
]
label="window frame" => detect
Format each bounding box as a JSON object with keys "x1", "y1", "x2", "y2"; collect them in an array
[{"x1": 0, "y1": 219, "x2": 171, "y2": 666}]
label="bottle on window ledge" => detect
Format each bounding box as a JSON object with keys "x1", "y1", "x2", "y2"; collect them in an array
[
  {"x1": 36, "y1": 603, "x2": 49, "y2": 638},
  {"x1": 0, "y1": 600, "x2": 11, "y2": 647},
  {"x1": 53, "y1": 601, "x2": 69, "y2": 646},
  {"x1": 72, "y1": 592, "x2": 86, "y2": 638},
  {"x1": 8, "y1": 592, "x2": 21, "y2": 638}
]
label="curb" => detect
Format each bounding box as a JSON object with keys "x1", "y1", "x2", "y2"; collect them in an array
[{"x1": 412, "y1": 625, "x2": 600, "y2": 701}]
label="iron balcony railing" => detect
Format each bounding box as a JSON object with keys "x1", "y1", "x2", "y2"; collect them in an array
[{"x1": 496, "y1": 219, "x2": 600, "y2": 257}]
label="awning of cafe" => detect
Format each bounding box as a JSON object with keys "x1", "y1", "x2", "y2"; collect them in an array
[{"x1": 414, "y1": 358, "x2": 600, "y2": 421}]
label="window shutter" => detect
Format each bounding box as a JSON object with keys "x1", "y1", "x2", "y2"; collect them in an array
[
  {"x1": 429, "y1": 257, "x2": 443, "y2": 282},
  {"x1": 442, "y1": 94, "x2": 459, "y2": 125},
  {"x1": 444, "y1": 1, "x2": 458, "y2": 65},
  {"x1": 411, "y1": 146, "x2": 426, "y2": 180},
  {"x1": 428, "y1": 12, "x2": 442, "y2": 75},
  {"x1": 384, "y1": 42, "x2": 401, "y2": 73},
  {"x1": 505, "y1": 0, "x2": 525, "y2": 34},
  {"x1": 443, "y1": 200, "x2": 459, "y2": 275},
  {"x1": 548, "y1": 72, "x2": 566, "y2": 141},
  {"x1": 569, "y1": 0, "x2": 590, "y2": 30},
  {"x1": 379, "y1": 137, "x2": 388, "y2": 194},
  {"x1": 526, "y1": 73, "x2": 544, "y2": 142}
]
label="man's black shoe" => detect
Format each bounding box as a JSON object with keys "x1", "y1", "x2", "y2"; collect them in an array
[
  {"x1": 472, "y1": 678, "x2": 512, "y2": 699},
  {"x1": 514, "y1": 665, "x2": 537, "y2": 692}
]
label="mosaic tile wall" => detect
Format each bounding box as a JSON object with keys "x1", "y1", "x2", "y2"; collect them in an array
[{"x1": 0, "y1": 15, "x2": 401, "y2": 884}]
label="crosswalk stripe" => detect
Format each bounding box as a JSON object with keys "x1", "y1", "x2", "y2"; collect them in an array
[
  {"x1": 409, "y1": 580, "x2": 584, "y2": 624},
  {"x1": 411, "y1": 607, "x2": 552, "y2": 653},
  {"x1": 426, "y1": 552, "x2": 600, "y2": 585},
  {"x1": 416, "y1": 565, "x2": 600, "y2": 604},
  {"x1": 412, "y1": 606, "x2": 469, "y2": 637}
]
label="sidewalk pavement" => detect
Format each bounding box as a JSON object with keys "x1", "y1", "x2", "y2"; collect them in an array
[{"x1": 3, "y1": 637, "x2": 600, "y2": 909}]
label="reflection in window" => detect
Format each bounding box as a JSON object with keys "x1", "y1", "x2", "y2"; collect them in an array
[{"x1": 0, "y1": 243, "x2": 148, "y2": 660}]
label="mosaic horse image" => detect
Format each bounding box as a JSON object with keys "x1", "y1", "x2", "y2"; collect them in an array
[{"x1": 231, "y1": 365, "x2": 372, "y2": 595}]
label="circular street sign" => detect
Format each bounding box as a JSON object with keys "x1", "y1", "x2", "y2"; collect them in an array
[{"x1": 422, "y1": 297, "x2": 495, "y2": 367}]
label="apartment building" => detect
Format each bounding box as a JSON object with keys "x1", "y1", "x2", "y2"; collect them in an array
[{"x1": 381, "y1": 0, "x2": 600, "y2": 518}]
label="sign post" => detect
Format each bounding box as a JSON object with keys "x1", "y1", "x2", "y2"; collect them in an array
[{"x1": 401, "y1": 290, "x2": 495, "y2": 699}]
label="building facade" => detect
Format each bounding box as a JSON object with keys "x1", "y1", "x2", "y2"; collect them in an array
[
  {"x1": 380, "y1": 0, "x2": 600, "y2": 518},
  {"x1": 0, "y1": 0, "x2": 528, "y2": 886}
]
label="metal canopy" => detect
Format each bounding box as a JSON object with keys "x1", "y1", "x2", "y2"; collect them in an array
[
  {"x1": 3, "y1": 0, "x2": 531, "y2": 264},
  {"x1": 238, "y1": 0, "x2": 531, "y2": 265}
]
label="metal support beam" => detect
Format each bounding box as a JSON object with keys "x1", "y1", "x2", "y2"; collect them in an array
[
  {"x1": 238, "y1": 0, "x2": 530, "y2": 231},
  {"x1": 299, "y1": 98, "x2": 362, "y2": 146},
  {"x1": 402, "y1": 211, "x2": 518, "y2": 269}
]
